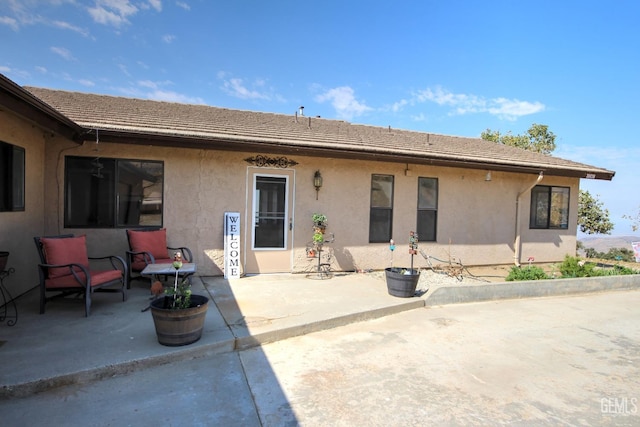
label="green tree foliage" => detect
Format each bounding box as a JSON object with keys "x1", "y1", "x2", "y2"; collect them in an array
[
  {"x1": 480, "y1": 123, "x2": 556, "y2": 154},
  {"x1": 481, "y1": 124, "x2": 613, "y2": 235},
  {"x1": 578, "y1": 190, "x2": 613, "y2": 235},
  {"x1": 584, "y1": 247, "x2": 635, "y2": 262}
]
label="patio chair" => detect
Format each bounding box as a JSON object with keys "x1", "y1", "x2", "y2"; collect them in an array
[
  {"x1": 34, "y1": 234, "x2": 127, "y2": 317},
  {"x1": 125, "y1": 228, "x2": 193, "y2": 285}
]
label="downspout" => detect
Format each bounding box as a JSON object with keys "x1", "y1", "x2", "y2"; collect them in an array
[{"x1": 514, "y1": 171, "x2": 544, "y2": 266}]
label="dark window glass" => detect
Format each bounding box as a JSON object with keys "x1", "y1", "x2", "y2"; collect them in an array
[
  {"x1": 417, "y1": 177, "x2": 438, "y2": 241},
  {"x1": 369, "y1": 174, "x2": 393, "y2": 243},
  {"x1": 254, "y1": 176, "x2": 286, "y2": 248},
  {"x1": 0, "y1": 141, "x2": 25, "y2": 212},
  {"x1": 65, "y1": 156, "x2": 163, "y2": 228},
  {"x1": 529, "y1": 185, "x2": 569, "y2": 229}
]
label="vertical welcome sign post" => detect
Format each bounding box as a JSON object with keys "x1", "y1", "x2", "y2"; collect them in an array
[{"x1": 224, "y1": 212, "x2": 241, "y2": 279}]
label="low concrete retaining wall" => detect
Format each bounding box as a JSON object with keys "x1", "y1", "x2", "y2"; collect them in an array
[{"x1": 425, "y1": 275, "x2": 640, "y2": 306}]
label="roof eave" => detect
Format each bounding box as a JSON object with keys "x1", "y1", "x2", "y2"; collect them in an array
[
  {"x1": 0, "y1": 75, "x2": 84, "y2": 142},
  {"x1": 84, "y1": 129, "x2": 615, "y2": 181}
]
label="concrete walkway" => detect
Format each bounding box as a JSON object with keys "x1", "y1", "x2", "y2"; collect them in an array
[{"x1": 0, "y1": 270, "x2": 639, "y2": 400}]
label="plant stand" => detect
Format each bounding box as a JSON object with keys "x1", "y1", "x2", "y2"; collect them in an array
[
  {"x1": 385, "y1": 268, "x2": 420, "y2": 297},
  {"x1": 306, "y1": 245, "x2": 333, "y2": 280},
  {"x1": 306, "y1": 233, "x2": 335, "y2": 280},
  {"x1": 150, "y1": 294, "x2": 208, "y2": 346}
]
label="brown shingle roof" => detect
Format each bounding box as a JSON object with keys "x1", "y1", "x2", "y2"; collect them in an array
[{"x1": 25, "y1": 87, "x2": 614, "y2": 180}]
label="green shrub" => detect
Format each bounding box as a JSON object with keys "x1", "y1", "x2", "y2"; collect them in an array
[
  {"x1": 559, "y1": 255, "x2": 638, "y2": 277},
  {"x1": 506, "y1": 265, "x2": 550, "y2": 281},
  {"x1": 558, "y1": 255, "x2": 597, "y2": 277},
  {"x1": 596, "y1": 265, "x2": 637, "y2": 276}
]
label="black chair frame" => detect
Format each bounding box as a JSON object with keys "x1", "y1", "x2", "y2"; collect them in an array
[
  {"x1": 125, "y1": 228, "x2": 193, "y2": 286},
  {"x1": 34, "y1": 235, "x2": 128, "y2": 317}
]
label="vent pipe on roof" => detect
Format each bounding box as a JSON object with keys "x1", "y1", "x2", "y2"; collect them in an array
[{"x1": 299, "y1": 106, "x2": 304, "y2": 116}]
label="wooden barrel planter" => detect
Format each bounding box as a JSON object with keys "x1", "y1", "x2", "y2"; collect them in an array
[
  {"x1": 385, "y1": 267, "x2": 420, "y2": 298},
  {"x1": 150, "y1": 294, "x2": 209, "y2": 346}
]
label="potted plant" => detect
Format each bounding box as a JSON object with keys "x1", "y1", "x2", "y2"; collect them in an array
[
  {"x1": 149, "y1": 252, "x2": 209, "y2": 346},
  {"x1": 312, "y1": 213, "x2": 327, "y2": 232},
  {"x1": 384, "y1": 231, "x2": 421, "y2": 297},
  {"x1": 312, "y1": 213, "x2": 327, "y2": 249}
]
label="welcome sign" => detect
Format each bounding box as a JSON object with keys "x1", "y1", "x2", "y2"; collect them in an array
[{"x1": 224, "y1": 212, "x2": 241, "y2": 279}]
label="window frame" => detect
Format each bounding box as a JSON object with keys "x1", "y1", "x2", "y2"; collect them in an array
[
  {"x1": 417, "y1": 176, "x2": 438, "y2": 242},
  {"x1": 369, "y1": 174, "x2": 394, "y2": 243},
  {"x1": 0, "y1": 141, "x2": 25, "y2": 212},
  {"x1": 529, "y1": 185, "x2": 570, "y2": 229},
  {"x1": 64, "y1": 155, "x2": 164, "y2": 229}
]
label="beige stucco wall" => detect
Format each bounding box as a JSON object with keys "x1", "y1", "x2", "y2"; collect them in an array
[
  {"x1": 3, "y1": 122, "x2": 579, "y2": 287},
  {"x1": 0, "y1": 110, "x2": 47, "y2": 296},
  {"x1": 39, "y1": 135, "x2": 578, "y2": 277}
]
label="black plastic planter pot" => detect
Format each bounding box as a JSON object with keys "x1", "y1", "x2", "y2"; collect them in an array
[
  {"x1": 385, "y1": 267, "x2": 420, "y2": 298},
  {"x1": 150, "y1": 294, "x2": 209, "y2": 346}
]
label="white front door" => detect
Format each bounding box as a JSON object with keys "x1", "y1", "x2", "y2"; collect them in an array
[{"x1": 244, "y1": 168, "x2": 295, "y2": 274}]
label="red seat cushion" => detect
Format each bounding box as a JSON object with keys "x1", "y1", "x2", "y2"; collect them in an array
[
  {"x1": 127, "y1": 229, "x2": 169, "y2": 270},
  {"x1": 45, "y1": 269, "x2": 123, "y2": 289},
  {"x1": 40, "y1": 235, "x2": 89, "y2": 279}
]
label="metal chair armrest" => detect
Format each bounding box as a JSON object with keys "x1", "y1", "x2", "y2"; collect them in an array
[{"x1": 167, "y1": 246, "x2": 193, "y2": 263}]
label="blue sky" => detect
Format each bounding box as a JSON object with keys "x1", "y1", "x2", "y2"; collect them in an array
[{"x1": 1, "y1": 0, "x2": 639, "y2": 236}]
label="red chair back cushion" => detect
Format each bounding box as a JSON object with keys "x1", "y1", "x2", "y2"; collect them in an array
[
  {"x1": 127, "y1": 229, "x2": 169, "y2": 266},
  {"x1": 40, "y1": 235, "x2": 89, "y2": 279}
]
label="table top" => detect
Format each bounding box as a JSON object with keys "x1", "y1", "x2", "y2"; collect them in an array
[{"x1": 141, "y1": 263, "x2": 197, "y2": 275}]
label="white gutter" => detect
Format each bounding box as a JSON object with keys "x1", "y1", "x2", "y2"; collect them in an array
[{"x1": 514, "y1": 171, "x2": 544, "y2": 266}]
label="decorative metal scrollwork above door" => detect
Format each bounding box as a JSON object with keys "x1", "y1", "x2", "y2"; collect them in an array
[{"x1": 244, "y1": 155, "x2": 298, "y2": 168}]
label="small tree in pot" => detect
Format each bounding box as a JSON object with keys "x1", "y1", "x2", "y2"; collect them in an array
[{"x1": 385, "y1": 231, "x2": 420, "y2": 297}]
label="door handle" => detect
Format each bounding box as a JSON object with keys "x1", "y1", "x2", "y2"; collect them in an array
[{"x1": 289, "y1": 217, "x2": 293, "y2": 231}]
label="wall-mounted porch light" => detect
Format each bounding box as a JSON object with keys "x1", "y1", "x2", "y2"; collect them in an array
[{"x1": 313, "y1": 170, "x2": 323, "y2": 200}]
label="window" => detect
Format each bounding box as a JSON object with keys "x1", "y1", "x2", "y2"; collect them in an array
[
  {"x1": 369, "y1": 174, "x2": 394, "y2": 243},
  {"x1": 417, "y1": 177, "x2": 438, "y2": 241},
  {"x1": 0, "y1": 141, "x2": 25, "y2": 212},
  {"x1": 65, "y1": 156, "x2": 163, "y2": 228},
  {"x1": 530, "y1": 185, "x2": 569, "y2": 229}
]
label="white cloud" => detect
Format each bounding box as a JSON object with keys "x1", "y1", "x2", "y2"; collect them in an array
[
  {"x1": 314, "y1": 86, "x2": 372, "y2": 120},
  {"x1": 78, "y1": 79, "x2": 95, "y2": 87},
  {"x1": 126, "y1": 79, "x2": 204, "y2": 104},
  {"x1": 162, "y1": 34, "x2": 175, "y2": 43},
  {"x1": 0, "y1": 16, "x2": 19, "y2": 31},
  {"x1": 117, "y1": 63, "x2": 131, "y2": 76},
  {"x1": 145, "y1": 89, "x2": 204, "y2": 104},
  {"x1": 148, "y1": 0, "x2": 162, "y2": 12},
  {"x1": 176, "y1": 1, "x2": 190, "y2": 11},
  {"x1": 395, "y1": 86, "x2": 545, "y2": 121},
  {"x1": 52, "y1": 20, "x2": 90, "y2": 37},
  {"x1": 487, "y1": 97, "x2": 545, "y2": 120},
  {"x1": 137, "y1": 79, "x2": 172, "y2": 89},
  {"x1": 50, "y1": 46, "x2": 75, "y2": 61},
  {"x1": 220, "y1": 76, "x2": 270, "y2": 100},
  {"x1": 88, "y1": 0, "x2": 139, "y2": 27}
]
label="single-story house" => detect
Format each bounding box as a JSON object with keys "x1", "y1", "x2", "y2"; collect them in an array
[{"x1": 0, "y1": 73, "x2": 615, "y2": 298}]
